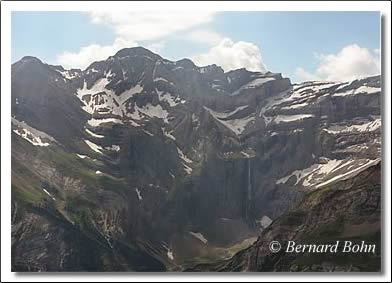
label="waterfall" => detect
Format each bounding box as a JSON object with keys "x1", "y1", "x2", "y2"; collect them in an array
[
  {"x1": 247, "y1": 158, "x2": 252, "y2": 202},
  {"x1": 245, "y1": 158, "x2": 252, "y2": 223}
]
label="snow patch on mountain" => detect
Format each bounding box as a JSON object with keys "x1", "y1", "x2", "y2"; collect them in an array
[
  {"x1": 105, "y1": 145, "x2": 120, "y2": 151},
  {"x1": 183, "y1": 164, "x2": 193, "y2": 174},
  {"x1": 86, "y1": 68, "x2": 99, "y2": 74},
  {"x1": 156, "y1": 90, "x2": 182, "y2": 107},
  {"x1": 56, "y1": 69, "x2": 79, "y2": 80},
  {"x1": 241, "y1": 151, "x2": 251, "y2": 158},
  {"x1": 315, "y1": 158, "x2": 380, "y2": 188},
  {"x1": 177, "y1": 147, "x2": 193, "y2": 164},
  {"x1": 231, "y1": 77, "x2": 275, "y2": 96},
  {"x1": 281, "y1": 102, "x2": 309, "y2": 110},
  {"x1": 42, "y1": 188, "x2": 56, "y2": 201},
  {"x1": 258, "y1": 215, "x2": 273, "y2": 229},
  {"x1": 117, "y1": 84, "x2": 144, "y2": 104},
  {"x1": 76, "y1": 154, "x2": 88, "y2": 159},
  {"x1": 135, "y1": 188, "x2": 143, "y2": 201},
  {"x1": 204, "y1": 106, "x2": 255, "y2": 135},
  {"x1": 167, "y1": 249, "x2": 174, "y2": 260},
  {"x1": 131, "y1": 103, "x2": 169, "y2": 123},
  {"x1": 13, "y1": 128, "x2": 50, "y2": 147},
  {"x1": 85, "y1": 139, "x2": 103, "y2": 154},
  {"x1": 274, "y1": 114, "x2": 314, "y2": 124},
  {"x1": 211, "y1": 105, "x2": 249, "y2": 119},
  {"x1": 85, "y1": 128, "x2": 104, "y2": 138},
  {"x1": 277, "y1": 159, "x2": 344, "y2": 187},
  {"x1": 177, "y1": 147, "x2": 193, "y2": 174},
  {"x1": 87, "y1": 118, "x2": 124, "y2": 127},
  {"x1": 76, "y1": 80, "x2": 145, "y2": 124},
  {"x1": 143, "y1": 129, "x2": 154, "y2": 137},
  {"x1": 189, "y1": 232, "x2": 208, "y2": 244},
  {"x1": 277, "y1": 157, "x2": 379, "y2": 190},
  {"x1": 258, "y1": 89, "x2": 292, "y2": 124},
  {"x1": 154, "y1": 77, "x2": 169, "y2": 83},
  {"x1": 76, "y1": 80, "x2": 120, "y2": 115},
  {"x1": 12, "y1": 118, "x2": 56, "y2": 147},
  {"x1": 323, "y1": 119, "x2": 381, "y2": 134},
  {"x1": 333, "y1": 85, "x2": 380, "y2": 97},
  {"x1": 162, "y1": 128, "x2": 176, "y2": 141},
  {"x1": 277, "y1": 163, "x2": 320, "y2": 186}
]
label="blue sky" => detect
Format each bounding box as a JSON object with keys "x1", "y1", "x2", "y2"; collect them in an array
[{"x1": 12, "y1": 11, "x2": 380, "y2": 82}]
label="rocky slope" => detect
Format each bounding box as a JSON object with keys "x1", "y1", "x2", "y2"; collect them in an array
[
  {"x1": 188, "y1": 161, "x2": 381, "y2": 272},
  {"x1": 11, "y1": 47, "x2": 381, "y2": 271}
]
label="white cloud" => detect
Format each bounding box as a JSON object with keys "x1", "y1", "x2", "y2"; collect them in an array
[
  {"x1": 296, "y1": 44, "x2": 381, "y2": 83},
  {"x1": 192, "y1": 38, "x2": 267, "y2": 72},
  {"x1": 56, "y1": 11, "x2": 217, "y2": 69},
  {"x1": 317, "y1": 44, "x2": 380, "y2": 81},
  {"x1": 89, "y1": 11, "x2": 216, "y2": 41},
  {"x1": 56, "y1": 38, "x2": 137, "y2": 70},
  {"x1": 294, "y1": 67, "x2": 321, "y2": 82},
  {"x1": 184, "y1": 30, "x2": 223, "y2": 46}
]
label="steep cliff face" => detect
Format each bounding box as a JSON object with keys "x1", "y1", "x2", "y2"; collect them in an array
[
  {"x1": 11, "y1": 56, "x2": 89, "y2": 151},
  {"x1": 188, "y1": 162, "x2": 381, "y2": 272},
  {"x1": 11, "y1": 47, "x2": 381, "y2": 271}
]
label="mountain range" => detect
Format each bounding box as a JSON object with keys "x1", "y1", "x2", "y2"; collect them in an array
[{"x1": 11, "y1": 47, "x2": 382, "y2": 272}]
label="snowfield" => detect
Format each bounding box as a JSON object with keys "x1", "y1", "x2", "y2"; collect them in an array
[
  {"x1": 324, "y1": 119, "x2": 381, "y2": 134},
  {"x1": 333, "y1": 85, "x2": 380, "y2": 97},
  {"x1": 231, "y1": 77, "x2": 275, "y2": 96},
  {"x1": 87, "y1": 118, "x2": 124, "y2": 127},
  {"x1": 204, "y1": 106, "x2": 255, "y2": 135},
  {"x1": 12, "y1": 118, "x2": 56, "y2": 147},
  {"x1": 277, "y1": 158, "x2": 380, "y2": 190},
  {"x1": 274, "y1": 114, "x2": 314, "y2": 124}
]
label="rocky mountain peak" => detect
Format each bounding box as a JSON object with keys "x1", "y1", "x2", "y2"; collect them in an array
[
  {"x1": 114, "y1": 46, "x2": 161, "y2": 60},
  {"x1": 199, "y1": 64, "x2": 225, "y2": 75},
  {"x1": 175, "y1": 58, "x2": 197, "y2": 69},
  {"x1": 19, "y1": 55, "x2": 43, "y2": 64}
]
